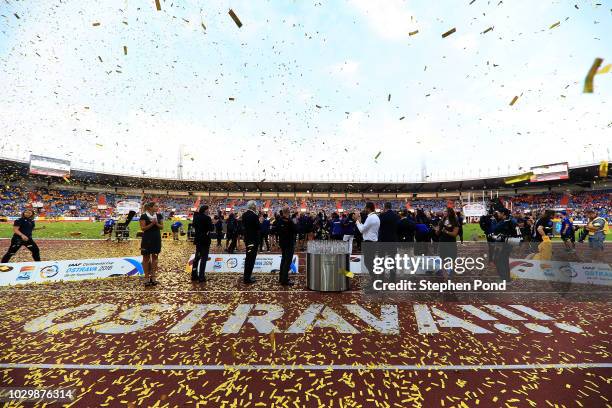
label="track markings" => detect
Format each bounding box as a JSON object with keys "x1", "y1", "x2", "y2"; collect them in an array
[{"x1": 1, "y1": 362, "x2": 610, "y2": 371}]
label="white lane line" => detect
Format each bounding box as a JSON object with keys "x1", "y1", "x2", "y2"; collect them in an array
[{"x1": 0, "y1": 362, "x2": 610, "y2": 371}]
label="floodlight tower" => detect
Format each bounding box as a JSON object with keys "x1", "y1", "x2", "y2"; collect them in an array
[
  {"x1": 420, "y1": 159, "x2": 427, "y2": 182},
  {"x1": 177, "y1": 144, "x2": 184, "y2": 180}
]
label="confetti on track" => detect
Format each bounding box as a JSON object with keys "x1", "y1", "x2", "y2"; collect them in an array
[{"x1": 0, "y1": 239, "x2": 610, "y2": 407}]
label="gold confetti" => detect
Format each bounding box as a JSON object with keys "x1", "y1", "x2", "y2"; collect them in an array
[
  {"x1": 374, "y1": 151, "x2": 381, "y2": 160},
  {"x1": 123, "y1": 46, "x2": 127, "y2": 55},
  {"x1": 482, "y1": 27, "x2": 493, "y2": 34},
  {"x1": 409, "y1": 30, "x2": 419, "y2": 36},
  {"x1": 597, "y1": 64, "x2": 611, "y2": 74},
  {"x1": 441, "y1": 28, "x2": 456, "y2": 38},
  {"x1": 92, "y1": 22, "x2": 101, "y2": 27},
  {"x1": 549, "y1": 21, "x2": 560, "y2": 29},
  {"x1": 509, "y1": 95, "x2": 519, "y2": 106},
  {"x1": 228, "y1": 9, "x2": 243, "y2": 28},
  {"x1": 583, "y1": 58, "x2": 603, "y2": 93},
  {"x1": 154, "y1": 0, "x2": 161, "y2": 11}
]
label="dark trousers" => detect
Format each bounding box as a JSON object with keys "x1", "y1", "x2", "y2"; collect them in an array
[
  {"x1": 216, "y1": 231, "x2": 223, "y2": 247},
  {"x1": 260, "y1": 233, "x2": 270, "y2": 251},
  {"x1": 2, "y1": 236, "x2": 40, "y2": 263},
  {"x1": 244, "y1": 239, "x2": 258, "y2": 282},
  {"x1": 227, "y1": 233, "x2": 237, "y2": 253},
  {"x1": 362, "y1": 240, "x2": 377, "y2": 287},
  {"x1": 279, "y1": 242, "x2": 295, "y2": 283},
  {"x1": 494, "y1": 245, "x2": 511, "y2": 280},
  {"x1": 192, "y1": 239, "x2": 211, "y2": 281},
  {"x1": 486, "y1": 237, "x2": 495, "y2": 261}
]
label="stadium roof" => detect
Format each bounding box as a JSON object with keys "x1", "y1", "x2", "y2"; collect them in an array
[{"x1": 1, "y1": 158, "x2": 607, "y2": 194}]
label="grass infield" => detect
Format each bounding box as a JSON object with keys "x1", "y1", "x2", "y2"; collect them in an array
[{"x1": 1, "y1": 221, "x2": 608, "y2": 241}]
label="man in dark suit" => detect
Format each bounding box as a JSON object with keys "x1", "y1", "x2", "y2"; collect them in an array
[
  {"x1": 277, "y1": 205, "x2": 297, "y2": 286},
  {"x1": 378, "y1": 202, "x2": 400, "y2": 242},
  {"x1": 192, "y1": 205, "x2": 213, "y2": 283},
  {"x1": 377, "y1": 202, "x2": 400, "y2": 282},
  {"x1": 241, "y1": 201, "x2": 260, "y2": 284}
]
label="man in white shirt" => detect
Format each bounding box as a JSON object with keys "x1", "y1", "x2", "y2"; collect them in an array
[
  {"x1": 356, "y1": 202, "x2": 380, "y2": 289},
  {"x1": 356, "y1": 202, "x2": 380, "y2": 241}
]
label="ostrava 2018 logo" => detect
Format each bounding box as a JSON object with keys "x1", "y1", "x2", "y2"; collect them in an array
[{"x1": 40, "y1": 264, "x2": 60, "y2": 279}]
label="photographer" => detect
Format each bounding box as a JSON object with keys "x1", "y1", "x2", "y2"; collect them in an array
[
  {"x1": 480, "y1": 202, "x2": 498, "y2": 262},
  {"x1": 490, "y1": 208, "x2": 519, "y2": 280}
]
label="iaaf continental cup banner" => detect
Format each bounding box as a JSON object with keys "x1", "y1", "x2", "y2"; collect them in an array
[
  {"x1": 510, "y1": 259, "x2": 612, "y2": 286},
  {"x1": 0, "y1": 257, "x2": 144, "y2": 286},
  {"x1": 187, "y1": 254, "x2": 298, "y2": 273}
]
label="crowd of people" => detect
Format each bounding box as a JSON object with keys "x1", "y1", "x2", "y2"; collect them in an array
[
  {"x1": 1, "y1": 196, "x2": 609, "y2": 289},
  {"x1": 1, "y1": 184, "x2": 610, "y2": 222}
]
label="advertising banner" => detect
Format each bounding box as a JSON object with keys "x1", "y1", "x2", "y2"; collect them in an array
[
  {"x1": 510, "y1": 258, "x2": 612, "y2": 286},
  {"x1": 187, "y1": 253, "x2": 299, "y2": 273},
  {"x1": 462, "y1": 203, "x2": 487, "y2": 217},
  {"x1": 116, "y1": 200, "x2": 141, "y2": 215},
  {"x1": 0, "y1": 257, "x2": 143, "y2": 286}
]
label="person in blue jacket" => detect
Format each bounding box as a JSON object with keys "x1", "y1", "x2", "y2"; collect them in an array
[{"x1": 171, "y1": 220, "x2": 183, "y2": 240}]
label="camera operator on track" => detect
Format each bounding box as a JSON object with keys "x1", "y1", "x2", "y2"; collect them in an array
[
  {"x1": 480, "y1": 204, "x2": 497, "y2": 263},
  {"x1": 489, "y1": 207, "x2": 520, "y2": 281}
]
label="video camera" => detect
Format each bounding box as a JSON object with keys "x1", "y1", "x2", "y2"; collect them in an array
[{"x1": 488, "y1": 198, "x2": 506, "y2": 215}]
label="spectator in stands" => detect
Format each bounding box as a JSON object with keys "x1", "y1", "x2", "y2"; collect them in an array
[
  {"x1": 139, "y1": 202, "x2": 163, "y2": 287},
  {"x1": 1, "y1": 209, "x2": 42, "y2": 263}
]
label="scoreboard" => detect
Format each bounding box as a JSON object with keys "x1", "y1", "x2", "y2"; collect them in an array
[
  {"x1": 529, "y1": 162, "x2": 569, "y2": 182},
  {"x1": 29, "y1": 155, "x2": 71, "y2": 177}
]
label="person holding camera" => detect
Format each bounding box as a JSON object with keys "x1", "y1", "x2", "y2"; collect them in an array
[
  {"x1": 490, "y1": 208, "x2": 519, "y2": 280},
  {"x1": 434, "y1": 207, "x2": 460, "y2": 278}
]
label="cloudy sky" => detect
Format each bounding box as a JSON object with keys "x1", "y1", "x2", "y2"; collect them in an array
[{"x1": 0, "y1": 0, "x2": 610, "y2": 183}]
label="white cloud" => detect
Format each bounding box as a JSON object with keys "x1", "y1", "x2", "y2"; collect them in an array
[{"x1": 349, "y1": 0, "x2": 417, "y2": 41}]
